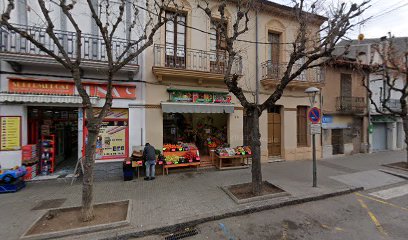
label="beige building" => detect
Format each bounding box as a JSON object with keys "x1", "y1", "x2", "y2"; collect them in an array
[
  {"x1": 142, "y1": 0, "x2": 325, "y2": 163},
  {"x1": 321, "y1": 61, "x2": 369, "y2": 158}
]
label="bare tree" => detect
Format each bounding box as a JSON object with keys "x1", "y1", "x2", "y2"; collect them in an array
[
  {"x1": 360, "y1": 35, "x2": 408, "y2": 165},
  {"x1": 1, "y1": 0, "x2": 179, "y2": 221},
  {"x1": 198, "y1": 0, "x2": 370, "y2": 195}
]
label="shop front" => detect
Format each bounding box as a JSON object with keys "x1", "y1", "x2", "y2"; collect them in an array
[
  {"x1": 159, "y1": 89, "x2": 249, "y2": 168},
  {"x1": 0, "y1": 77, "x2": 138, "y2": 179},
  {"x1": 321, "y1": 114, "x2": 367, "y2": 157}
]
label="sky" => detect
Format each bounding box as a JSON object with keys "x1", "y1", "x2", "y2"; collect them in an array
[{"x1": 273, "y1": 0, "x2": 408, "y2": 39}]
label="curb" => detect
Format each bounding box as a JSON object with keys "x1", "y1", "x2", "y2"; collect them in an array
[
  {"x1": 379, "y1": 169, "x2": 408, "y2": 180},
  {"x1": 101, "y1": 186, "x2": 363, "y2": 240}
]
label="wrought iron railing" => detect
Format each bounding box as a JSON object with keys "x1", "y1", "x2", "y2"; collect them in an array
[
  {"x1": 381, "y1": 99, "x2": 401, "y2": 112},
  {"x1": 0, "y1": 24, "x2": 138, "y2": 64},
  {"x1": 153, "y1": 44, "x2": 242, "y2": 75},
  {"x1": 260, "y1": 60, "x2": 322, "y2": 83},
  {"x1": 336, "y1": 96, "x2": 366, "y2": 113}
]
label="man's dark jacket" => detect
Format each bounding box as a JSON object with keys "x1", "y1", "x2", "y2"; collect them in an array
[{"x1": 143, "y1": 145, "x2": 156, "y2": 162}]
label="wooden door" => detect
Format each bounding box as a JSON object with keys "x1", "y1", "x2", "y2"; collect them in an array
[
  {"x1": 268, "y1": 107, "x2": 281, "y2": 157},
  {"x1": 332, "y1": 129, "x2": 344, "y2": 155}
]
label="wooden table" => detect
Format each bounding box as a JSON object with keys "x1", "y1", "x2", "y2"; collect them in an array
[
  {"x1": 163, "y1": 162, "x2": 200, "y2": 175},
  {"x1": 215, "y1": 155, "x2": 251, "y2": 170},
  {"x1": 132, "y1": 161, "x2": 165, "y2": 178}
]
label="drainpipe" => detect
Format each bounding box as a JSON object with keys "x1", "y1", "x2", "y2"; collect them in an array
[
  {"x1": 255, "y1": 10, "x2": 259, "y2": 105},
  {"x1": 367, "y1": 44, "x2": 371, "y2": 153}
]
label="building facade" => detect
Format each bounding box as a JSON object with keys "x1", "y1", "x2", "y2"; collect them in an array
[
  {"x1": 321, "y1": 61, "x2": 369, "y2": 158},
  {"x1": 0, "y1": 0, "x2": 328, "y2": 174},
  {"x1": 143, "y1": 0, "x2": 325, "y2": 163},
  {"x1": 0, "y1": 1, "x2": 145, "y2": 173},
  {"x1": 336, "y1": 38, "x2": 406, "y2": 153}
]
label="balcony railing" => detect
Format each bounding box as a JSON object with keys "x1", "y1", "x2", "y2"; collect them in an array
[
  {"x1": 153, "y1": 44, "x2": 242, "y2": 75},
  {"x1": 260, "y1": 61, "x2": 322, "y2": 83},
  {"x1": 0, "y1": 24, "x2": 138, "y2": 64},
  {"x1": 336, "y1": 96, "x2": 366, "y2": 113},
  {"x1": 380, "y1": 99, "x2": 401, "y2": 112}
]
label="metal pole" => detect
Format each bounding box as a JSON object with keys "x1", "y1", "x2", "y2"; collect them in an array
[
  {"x1": 255, "y1": 10, "x2": 259, "y2": 105},
  {"x1": 312, "y1": 133, "x2": 317, "y2": 187}
]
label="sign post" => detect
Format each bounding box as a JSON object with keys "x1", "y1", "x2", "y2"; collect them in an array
[{"x1": 308, "y1": 107, "x2": 321, "y2": 187}]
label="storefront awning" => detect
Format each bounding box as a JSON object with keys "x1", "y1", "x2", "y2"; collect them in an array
[
  {"x1": 0, "y1": 93, "x2": 99, "y2": 104},
  {"x1": 161, "y1": 102, "x2": 234, "y2": 113}
]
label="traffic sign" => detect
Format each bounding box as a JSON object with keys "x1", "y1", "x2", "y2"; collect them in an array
[
  {"x1": 308, "y1": 107, "x2": 321, "y2": 124},
  {"x1": 310, "y1": 123, "x2": 321, "y2": 134}
]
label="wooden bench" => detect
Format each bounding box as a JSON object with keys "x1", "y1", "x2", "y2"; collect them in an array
[{"x1": 163, "y1": 162, "x2": 200, "y2": 175}]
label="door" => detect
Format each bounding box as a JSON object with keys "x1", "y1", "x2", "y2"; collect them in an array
[
  {"x1": 332, "y1": 129, "x2": 344, "y2": 155},
  {"x1": 268, "y1": 106, "x2": 281, "y2": 157},
  {"x1": 372, "y1": 123, "x2": 387, "y2": 151},
  {"x1": 267, "y1": 32, "x2": 280, "y2": 79},
  {"x1": 165, "y1": 11, "x2": 186, "y2": 69},
  {"x1": 340, "y1": 73, "x2": 352, "y2": 111}
]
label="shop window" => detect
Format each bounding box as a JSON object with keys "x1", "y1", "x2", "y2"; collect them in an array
[
  {"x1": 165, "y1": 11, "x2": 186, "y2": 69},
  {"x1": 297, "y1": 106, "x2": 308, "y2": 147}
]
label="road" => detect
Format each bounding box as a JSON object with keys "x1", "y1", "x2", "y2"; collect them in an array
[{"x1": 137, "y1": 182, "x2": 408, "y2": 240}]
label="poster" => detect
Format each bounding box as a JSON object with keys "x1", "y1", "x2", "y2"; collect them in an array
[
  {"x1": 0, "y1": 117, "x2": 21, "y2": 151},
  {"x1": 84, "y1": 109, "x2": 129, "y2": 160},
  {"x1": 95, "y1": 121, "x2": 128, "y2": 160}
]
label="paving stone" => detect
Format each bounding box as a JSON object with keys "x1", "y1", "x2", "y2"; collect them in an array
[{"x1": 0, "y1": 150, "x2": 404, "y2": 240}]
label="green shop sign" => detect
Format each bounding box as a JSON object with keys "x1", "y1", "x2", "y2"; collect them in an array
[
  {"x1": 168, "y1": 89, "x2": 231, "y2": 104},
  {"x1": 371, "y1": 115, "x2": 397, "y2": 123}
]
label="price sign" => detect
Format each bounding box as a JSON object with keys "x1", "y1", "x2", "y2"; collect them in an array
[{"x1": 0, "y1": 116, "x2": 21, "y2": 151}]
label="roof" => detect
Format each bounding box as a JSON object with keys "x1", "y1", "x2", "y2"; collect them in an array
[
  {"x1": 254, "y1": 0, "x2": 327, "y2": 24},
  {"x1": 334, "y1": 37, "x2": 408, "y2": 59}
]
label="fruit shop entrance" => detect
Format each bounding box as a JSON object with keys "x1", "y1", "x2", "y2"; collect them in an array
[
  {"x1": 27, "y1": 107, "x2": 78, "y2": 174},
  {"x1": 163, "y1": 113, "x2": 228, "y2": 165}
]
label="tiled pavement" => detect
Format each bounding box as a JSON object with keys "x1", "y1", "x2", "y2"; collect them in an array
[{"x1": 0, "y1": 150, "x2": 405, "y2": 240}]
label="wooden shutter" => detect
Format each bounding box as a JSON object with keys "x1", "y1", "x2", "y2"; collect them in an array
[{"x1": 297, "y1": 106, "x2": 308, "y2": 146}]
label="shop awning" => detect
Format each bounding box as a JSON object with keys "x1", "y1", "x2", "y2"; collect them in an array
[
  {"x1": 161, "y1": 102, "x2": 234, "y2": 113},
  {"x1": 0, "y1": 93, "x2": 99, "y2": 104}
]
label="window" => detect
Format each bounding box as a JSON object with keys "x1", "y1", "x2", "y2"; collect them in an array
[
  {"x1": 210, "y1": 19, "x2": 227, "y2": 73},
  {"x1": 297, "y1": 106, "x2": 308, "y2": 146},
  {"x1": 165, "y1": 11, "x2": 186, "y2": 68}
]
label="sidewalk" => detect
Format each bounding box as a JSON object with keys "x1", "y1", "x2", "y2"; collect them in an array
[{"x1": 0, "y1": 150, "x2": 405, "y2": 240}]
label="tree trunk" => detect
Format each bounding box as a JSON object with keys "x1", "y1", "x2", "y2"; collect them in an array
[
  {"x1": 403, "y1": 116, "x2": 408, "y2": 165},
  {"x1": 81, "y1": 120, "x2": 99, "y2": 222},
  {"x1": 247, "y1": 107, "x2": 262, "y2": 195}
]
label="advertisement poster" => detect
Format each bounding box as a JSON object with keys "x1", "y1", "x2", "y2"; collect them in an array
[
  {"x1": 0, "y1": 116, "x2": 21, "y2": 151},
  {"x1": 95, "y1": 122, "x2": 128, "y2": 160},
  {"x1": 84, "y1": 109, "x2": 129, "y2": 160}
]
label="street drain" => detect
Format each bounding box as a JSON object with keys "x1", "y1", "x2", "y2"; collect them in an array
[{"x1": 164, "y1": 228, "x2": 198, "y2": 240}]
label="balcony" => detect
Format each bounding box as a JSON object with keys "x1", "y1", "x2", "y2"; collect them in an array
[
  {"x1": 0, "y1": 24, "x2": 139, "y2": 71},
  {"x1": 336, "y1": 96, "x2": 366, "y2": 114},
  {"x1": 152, "y1": 44, "x2": 242, "y2": 83},
  {"x1": 260, "y1": 61, "x2": 322, "y2": 89},
  {"x1": 380, "y1": 99, "x2": 401, "y2": 112}
]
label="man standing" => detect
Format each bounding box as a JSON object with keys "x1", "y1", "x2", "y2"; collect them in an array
[{"x1": 143, "y1": 143, "x2": 156, "y2": 181}]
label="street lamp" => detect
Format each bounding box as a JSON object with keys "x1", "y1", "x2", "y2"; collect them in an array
[{"x1": 305, "y1": 87, "x2": 320, "y2": 187}]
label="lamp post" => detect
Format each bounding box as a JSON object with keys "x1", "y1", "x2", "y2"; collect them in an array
[{"x1": 305, "y1": 87, "x2": 320, "y2": 187}]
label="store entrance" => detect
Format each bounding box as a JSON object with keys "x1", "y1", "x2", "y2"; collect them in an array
[
  {"x1": 28, "y1": 107, "x2": 78, "y2": 174},
  {"x1": 163, "y1": 113, "x2": 228, "y2": 165}
]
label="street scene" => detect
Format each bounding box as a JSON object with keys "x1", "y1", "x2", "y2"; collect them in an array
[{"x1": 0, "y1": 0, "x2": 407, "y2": 239}]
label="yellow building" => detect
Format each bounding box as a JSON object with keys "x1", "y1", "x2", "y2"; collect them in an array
[{"x1": 143, "y1": 0, "x2": 325, "y2": 163}]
